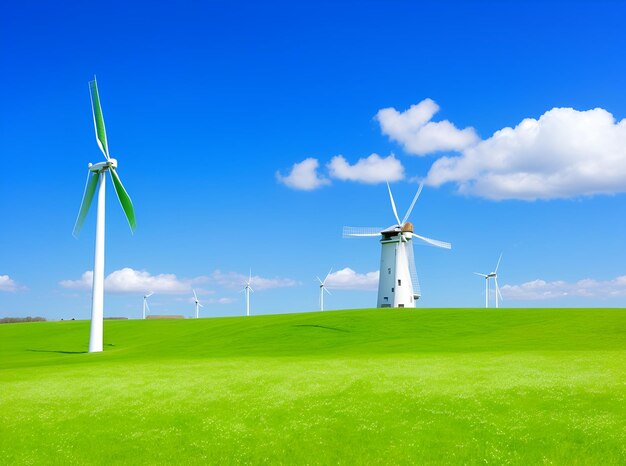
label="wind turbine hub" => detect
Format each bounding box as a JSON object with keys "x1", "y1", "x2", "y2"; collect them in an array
[{"x1": 401, "y1": 222, "x2": 414, "y2": 233}]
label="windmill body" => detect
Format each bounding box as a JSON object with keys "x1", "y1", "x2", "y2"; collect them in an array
[
  {"x1": 73, "y1": 78, "x2": 136, "y2": 353},
  {"x1": 474, "y1": 254, "x2": 503, "y2": 308},
  {"x1": 316, "y1": 269, "x2": 332, "y2": 311},
  {"x1": 142, "y1": 292, "x2": 153, "y2": 319},
  {"x1": 377, "y1": 227, "x2": 418, "y2": 308},
  {"x1": 242, "y1": 270, "x2": 253, "y2": 316},
  {"x1": 344, "y1": 183, "x2": 451, "y2": 308}
]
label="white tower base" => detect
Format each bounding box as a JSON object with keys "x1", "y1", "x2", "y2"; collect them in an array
[
  {"x1": 89, "y1": 173, "x2": 105, "y2": 353},
  {"x1": 377, "y1": 233, "x2": 417, "y2": 308}
]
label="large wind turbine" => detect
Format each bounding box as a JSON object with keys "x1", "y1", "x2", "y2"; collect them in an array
[
  {"x1": 193, "y1": 289, "x2": 203, "y2": 318},
  {"x1": 343, "y1": 182, "x2": 451, "y2": 308},
  {"x1": 142, "y1": 292, "x2": 153, "y2": 319},
  {"x1": 73, "y1": 78, "x2": 136, "y2": 353},
  {"x1": 316, "y1": 269, "x2": 332, "y2": 311},
  {"x1": 242, "y1": 270, "x2": 253, "y2": 316},
  {"x1": 474, "y1": 253, "x2": 503, "y2": 308}
]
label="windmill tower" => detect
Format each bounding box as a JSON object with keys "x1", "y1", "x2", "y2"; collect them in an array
[
  {"x1": 316, "y1": 269, "x2": 332, "y2": 311},
  {"x1": 192, "y1": 289, "x2": 203, "y2": 318},
  {"x1": 241, "y1": 269, "x2": 253, "y2": 316},
  {"x1": 343, "y1": 183, "x2": 451, "y2": 308},
  {"x1": 474, "y1": 253, "x2": 504, "y2": 308},
  {"x1": 142, "y1": 292, "x2": 153, "y2": 319}
]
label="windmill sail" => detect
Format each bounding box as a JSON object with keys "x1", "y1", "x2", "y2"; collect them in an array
[{"x1": 406, "y1": 240, "x2": 421, "y2": 298}]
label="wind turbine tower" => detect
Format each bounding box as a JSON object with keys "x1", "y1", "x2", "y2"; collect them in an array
[
  {"x1": 474, "y1": 254, "x2": 504, "y2": 308},
  {"x1": 73, "y1": 78, "x2": 136, "y2": 353},
  {"x1": 142, "y1": 292, "x2": 153, "y2": 319},
  {"x1": 316, "y1": 269, "x2": 332, "y2": 311},
  {"x1": 193, "y1": 289, "x2": 203, "y2": 318},
  {"x1": 343, "y1": 183, "x2": 451, "y2": 308},
  {"x1": 242, "y1": 270, "x2": 253, "y2": 316}
]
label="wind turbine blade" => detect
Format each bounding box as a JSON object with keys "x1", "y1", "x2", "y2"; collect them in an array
[
  {"x1": 342, "y1": 226, "x2": 382, "y2": 238},
  {"x1": 402, "y1": 182, "x2": 424, "y2": 224},
  {"x1": 109, "y1": 168, "x2": 136, "y2": 233},
  {"x1": 193, "y1": 289, "x2": 198, "y2": 301},
  {"x1": 146, "y1": 291, "x2": 154, "y2": 298},
  {"x1": 496, "y1": 278, "x2": 504, "y2": 302},
  {"x1": 145, "y1": 301, "x2": 150, "y2": 313},
  {"x1": 198, "y1": 303, "x2": 204, "y2": 308},
  {"x1": 73, "y1": 171, "x2": 100, "y2": 237},
  {"x1": 323, "y1": 268, "x2": 333, "y2": 284},
  {"x1": 249, "y1": 268, "x2": 252, "y2": 284},
  {"x1": 386, "y1": 182, "x2": 401, "y2": 225},
  {"x1": 316, "y1": 276, "x2": 323, "y2": 285},
  {"x1": 495, "y1": 253, "x2": 503, "y2": 273},
  {"x1": 410, "y1": 232, "x2": 452, "y2": 249},
  {"x1": 249, "y1": 287, "x2": 254, "y2": 293},
  {"x1": 88, "y1": 78, "x2": 110, "y2": 160},
  {"x1": 473, "y1": 272, "x2": 488, "y2": 277},
  {"x1": 324, "y1": 287, "x2": 332, "y2": 295}
]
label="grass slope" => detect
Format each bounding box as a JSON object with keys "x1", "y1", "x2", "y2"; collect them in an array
[{"x1": 1, "y1": 308, "x2": 625, "y2": 465}]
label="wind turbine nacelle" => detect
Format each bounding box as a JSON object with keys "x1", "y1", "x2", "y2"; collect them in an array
[{"x1": 89, "y1": 159, "x2": 118, "y2": 172}]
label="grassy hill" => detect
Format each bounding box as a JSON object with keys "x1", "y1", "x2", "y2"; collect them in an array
[{"x1": 1, "y1": 308, "x2": 625, "y2": 464}]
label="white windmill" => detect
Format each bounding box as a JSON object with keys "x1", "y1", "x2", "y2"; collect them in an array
[
  {"x1": 316, "y1": 269, "x2": 332, "y2": 311},
  {"x1": 142, "y1": 292, "x2": 153, "y2": 319},
  {"x1": 193, "y1": 289, "x2": 203, "y2": 318},
  {"x1": 474, "y1": 253, "x2": 503, "y2": 308},
  {"x1": 73, "y1": 78, "x2": 136, "y2": 353},
  {"x1": 343, "y1": 182, "x2": 451, "y2": 308},
  {"x1": 241, "y1": 270, "x2": 253, "y2": 316}
]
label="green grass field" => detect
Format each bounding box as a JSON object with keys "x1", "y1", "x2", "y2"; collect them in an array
[{"x1": 1, "y1": 308, "x2": 625, "y2": 465}]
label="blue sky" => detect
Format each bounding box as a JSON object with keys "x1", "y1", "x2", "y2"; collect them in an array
[{"x1": 2, "y1": 0, "x2": 626, "y2": 319}]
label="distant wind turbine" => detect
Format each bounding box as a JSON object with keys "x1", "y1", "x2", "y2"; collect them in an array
[
  {"x1": 193, "y1": 289, "x2": 203, "y2": 318},
  {"x1": 241, "y1": 269, "x2": 253, "y2": 316},
  {"x1": 73, "y1": 77, "x2": 136, "y2": 353},
  {"x1": 316, "y1": 269, "x2": 332, "y2": 311},
  {"x1": 474, "y1": 253, "x2": 504, "y2": 308},
  {"x1": 142, "y1": 292, "x2": 153, "y2": 319}
]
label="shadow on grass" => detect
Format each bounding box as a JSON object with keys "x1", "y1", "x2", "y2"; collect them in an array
[
  {"x1": 294, "y1": 324, "x2": 349, "y2": 332},
  {"x1": 26, "y1": 349, "x2": 87, "y2": 354}
]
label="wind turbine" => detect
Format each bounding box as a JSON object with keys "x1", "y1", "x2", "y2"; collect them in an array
[
  {"x1": 242, "y1": 269, "x2": 253, "y2": 316},
  {"x1": 73, "y1": 77, "x2": 136, "y2": 353},
  {"x1": 316, "y1": 269, "x2": 332, "y2": 311},
  {"x1": 193, "y1": 289, "x2": 203, "y2": 318},
  {"x1": 142, "y1": 292, "x2": 153, "y2": 319},
  {"x1": 474, "y1": 253, "x2": 503, "y2": 308},
  {"x1": 343, "y1": 182, "x2": 451, "y2": 308}
]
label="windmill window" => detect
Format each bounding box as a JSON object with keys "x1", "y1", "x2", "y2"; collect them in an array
[
  {"x1": 388, "y1": 268, "x2": 391, "y2": 275},
  {"x1": 398, "y1": 279, "x2": 401, "y2": 286},
  {"x1": 384, "y1": 297, "x2": 388, "y2": 301},
  {"x1": 391, "y1": 287, "x2": 394, "y2": 292},
  {"x1": 398, "y1": 304, "x2": 404, "y2": 308}
]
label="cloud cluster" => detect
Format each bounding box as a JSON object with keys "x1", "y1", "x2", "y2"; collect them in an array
[
  {"x1": 376, "y1": 98, "x2": 479, "y2": 155},
  {"x1": 426, "y1": 107, "x2": 626, "y2": 200},
  {"x1": 325, "y1": 268, "x2": 379, "y2": 291},
  {"x1": 501, "y1": 275, "x2": 626, "y2": 300},
  {"x1": 277, "y1": 153, "x2": 404, "y2": 190},
  {"x1": 275, "y1": 158, "x2": 330, "y2": 191},
  {"x1": 0, "y1": 275, "x2": 20, "y2": 292},
  {"x1": 60, "y1": 268, "x2": 205, "y2": 294},
  {"x1": 211, "y1": 270, "x2": 300, "y2": 291},
  {"x1": 328, "y1": 153, "x2": 404, "y2": 184}
]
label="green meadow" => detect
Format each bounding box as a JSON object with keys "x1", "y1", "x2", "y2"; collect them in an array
[{"x1": 1, "y1": 308, "x2": 625, "y2": 465}]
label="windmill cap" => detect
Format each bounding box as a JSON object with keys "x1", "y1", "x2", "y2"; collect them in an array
[{"x1": 402, "y1": 222, "x2": 414, "y2": 232}]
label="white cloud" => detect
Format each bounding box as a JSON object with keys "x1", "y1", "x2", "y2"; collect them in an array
[
  {"x1": 60, "y1": 268, "x2": 206, "y2": 294},
  {"x1": 325, "y1": 267, "x2": 379, "y2": 291},
  {"x1": 327, "y1": 153, "x2": 404, "y2": 184},
  {"x1": 501, "y1": 275, "x2": 626, "y2": 300},
  {"x1": 0, "y1": 275, "x2": 20, "y2": 292},
  {"x1": 276, "y1": 157, "x2": 331, "y2": 191},
  {"x1": 426, "y1": 106, "x2": 626, "y2": 200},
  {"x1": 211, "y1": 270, "x2": 300, "y2": 291},
  {"x1": 376, "y1": 98, "x2": 479, "y2": 155}
]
